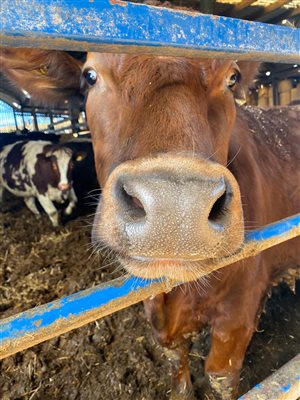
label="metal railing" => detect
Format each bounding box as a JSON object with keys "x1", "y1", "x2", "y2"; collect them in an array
[
  {"x1": 1, "y1": 213, "x2": 300, "y2": 360},
  {"x1": 0, "y1": 0, "x2": 299, "y2": 62},
  {"x1": 0, "y1": 1, "x2": 299, "y2": 398}
]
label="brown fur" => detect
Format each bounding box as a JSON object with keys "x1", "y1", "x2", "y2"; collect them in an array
[
  {"x1": 2, "y1": 48, "x2": 299, "y2": 400},
  {"x1": 0, "y1": 48, "x2": 82, "y2": 107},
  {"x1": 85, "y1": 55, "x2": 299, "y2": 398}
]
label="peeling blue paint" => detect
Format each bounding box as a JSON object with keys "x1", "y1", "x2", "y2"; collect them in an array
[
  {"x1": 245, "y1": 214, "x2": 300, "y2": 242},
  {"x1": 238, "y1": 355, "x2": 300, "y2": 399},
  {"x1": 281, "y1": 383, "x2": 291, "y2": 392},
  {"x1": 0, "y1": 0, "x2": 299, "y2": 62},
  {"x1": 253, "y1": 383, "x2": 262, "y2": 390},
  {"x1": 0, "y1": 277, "x2": 159, "y2": 342}
]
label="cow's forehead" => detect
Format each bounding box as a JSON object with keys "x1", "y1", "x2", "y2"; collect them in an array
[
  {"x1": 44, "y1": 147, "x2": 72, "y2": 160},
  {"x1": 53, "y1": 148, "x2": 72, "y2": 158},
  {"x1": 84, "y1": 54, "x2": 235, "y2": 105},
  {"x1": 85, "y1": 53, "x2": 234, "y2": 80}
]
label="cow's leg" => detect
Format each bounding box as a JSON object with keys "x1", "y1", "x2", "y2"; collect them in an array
[
  {"x1": 37, "y1": 195, "x2": 59, "y2": 226},
  {"x1": 144, "y1": 293, "x2": 196, "y2": 400},
  {"x1": 0, "y1": 184, "x2": 4, "y2": 203},
  {"x1": 204, "y1": 324, "x2": 253, "y2": 400},
  {"x1": 64, "y1": 188, "x2": 77, "y2": 215},
  {"x1": 204, "y1": 263, "x2": 268, "y2": 400},
  {"x1": 24, "y1": 197, "x2": 41, "y2": 218},
  {"x1": 168, "y1": 342, "x2": 195, "y2": 400}
]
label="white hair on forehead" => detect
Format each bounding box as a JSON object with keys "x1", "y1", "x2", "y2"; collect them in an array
[
  {"x1": 53, "y1": 147, "x2": 72, "y2": 157},
  {"x1": 53, "y1": 148, "x2": 73, "y2": 184}
]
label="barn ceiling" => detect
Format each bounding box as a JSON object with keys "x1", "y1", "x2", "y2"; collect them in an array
[{"x1": 132, "y1": 0, "x2": 300, "y2": 24}]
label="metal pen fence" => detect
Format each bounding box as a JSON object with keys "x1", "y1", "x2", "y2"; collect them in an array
[{"x1": 0, "y1": 1, "x2": 299, "y2": 398}]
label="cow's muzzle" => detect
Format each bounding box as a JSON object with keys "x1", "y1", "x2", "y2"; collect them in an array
[
  {"x1": 93, "y1": 155, "x2": 244, "y2": 281},
  {"x1": 58, "y1": 182, "x2": 71, "y2": 192}
]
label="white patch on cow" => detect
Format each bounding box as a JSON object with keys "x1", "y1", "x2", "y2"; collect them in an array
[
  {"x1": 0, "y1": 140, "x2": 77, "y2": 226},
  {"x1": 45, "y1": 148, "x2": 73, "y2": 203},
  {"x1": 55, "y1": 149, "x2": 72, "y2": 187}
]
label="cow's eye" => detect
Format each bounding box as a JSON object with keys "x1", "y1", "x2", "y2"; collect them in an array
[
  {"x1": 227, "y1": 71, "x2": 240, "y2": 89},
  {"x1": 84, "y1": 69, "x2": 97, "y2": 86}
]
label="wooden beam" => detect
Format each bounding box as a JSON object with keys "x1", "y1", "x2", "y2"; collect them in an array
[
  {"x1": 261, "y1": 0, "x2": 292, "y2": 15},
  {"x1": 268, "y1": 6, "x2": 300, "y2": 25},
  {"x1": 232, "y1": 0, "x2": 257, "y2": 13},
  {"x1": 255, "y1": 0, "x2": 293, "y2": 22},
  {"x1": 198, "y1": 0, "x2": 216, "y2": 14}
]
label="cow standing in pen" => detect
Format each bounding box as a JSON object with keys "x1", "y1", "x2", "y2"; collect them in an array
[
  {"x1": 0, "y1": 46, "x2": 299, "y2": 400},
  {"x1": 0, "y1": 140, "x2": 77, "y2": 226}
]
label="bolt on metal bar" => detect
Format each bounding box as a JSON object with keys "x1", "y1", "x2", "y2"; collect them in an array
[
  {"x1": 0, "y1": 0, "x2": 299, "y2": 63},
  {"x1": 1, "y1": 213, "x2": 299, "y2": 360}
]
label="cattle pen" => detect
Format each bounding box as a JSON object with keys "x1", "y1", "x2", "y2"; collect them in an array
[{"x1": 0, "y1": 1, "x2": 300, "y2": 399}]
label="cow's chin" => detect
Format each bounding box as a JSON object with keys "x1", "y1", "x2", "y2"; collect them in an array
[{"x1": 118, "y1": 256, "x2": 217, "y2": 283}]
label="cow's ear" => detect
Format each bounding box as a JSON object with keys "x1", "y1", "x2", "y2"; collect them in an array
[
  {"x1": 0, "y1": 47, "x2": 83, "y2": 108},
  {"x1": 237, "y1": 61, "x2": 260, "y2": 89},
  {"x1": 74, "y1": 151, "x2": 87, "y2": 162},
  {"x1": 234, "y1": 61, "x2": 260, "y2": 105}
]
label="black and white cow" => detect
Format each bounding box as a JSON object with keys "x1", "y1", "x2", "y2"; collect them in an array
[{"x1": 0, "y1": 140, "x2": 77, "y2": 226}]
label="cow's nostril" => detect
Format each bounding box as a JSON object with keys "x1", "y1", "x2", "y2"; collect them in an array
[
  {"x1": 119, "y1": 185, "x2": 146, "y2": 219},
  {"x1": 208, "y1": 190, "x2": 229, "y2": 226},
  {"x1": 131, "y1": 195, "x2": 144, "y2": 210}
]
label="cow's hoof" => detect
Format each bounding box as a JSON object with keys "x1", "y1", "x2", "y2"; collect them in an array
[
  {"x1": 64, "y1": 203, "x2": 76, "y2": 216},
  {"x1": 170, "y1": 386, "x2": 195, "y2": 400},
  {"x1": 203, "y1": 374, "x2": 238, "y2": 400},
  {"x1": 51, "y1": 220, "x2": 60, "y2": 227},
  {"x1": 170, "y1": 391, "x2": 195, "y2": 400},
  {"x1": 64, "y1": 208, "x2": 73, "y2": 216}
]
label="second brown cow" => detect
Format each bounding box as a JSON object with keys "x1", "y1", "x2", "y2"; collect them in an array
[{"x1": 1, "y1": 48, "x2": 299, "y2": 400}]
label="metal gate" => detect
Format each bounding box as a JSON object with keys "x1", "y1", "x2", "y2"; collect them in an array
[{"x1": 0, "y1": 1, "x2": 300, "y2": 398}]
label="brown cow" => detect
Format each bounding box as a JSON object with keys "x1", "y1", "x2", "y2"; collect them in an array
[{"x1": 1, "y1": 48, "x2": 299, "y2": 400}]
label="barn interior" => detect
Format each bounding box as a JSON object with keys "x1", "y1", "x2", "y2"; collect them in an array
[{"x1": 0, "y1": 1, "x2": 300, "y2": 399}]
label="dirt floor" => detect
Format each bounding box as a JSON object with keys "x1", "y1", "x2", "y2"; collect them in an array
[{"x1": 0, "y1": 195, "x2": 299, "y2": 400}]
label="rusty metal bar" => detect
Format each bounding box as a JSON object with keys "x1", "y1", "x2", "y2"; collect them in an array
[
  {"x1": 0, "y1": 213, "x2": 299, "y2": 360},
  {"x1": 239, "y1": 354, "x2": 300, "y2": 400},
  {"x1": 0, "y1": 0, "x2": 299, "y2": 63}
]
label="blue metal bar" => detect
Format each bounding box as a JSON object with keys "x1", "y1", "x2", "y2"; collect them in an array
[
  {"x1": 245, "y1": 213, "x2": 300, "y2": 241},
  {"x1": 1, "y1": 213, "x2": 299, "y2": 360},
  {"x1": 0, "y1": 276, "x2": 169, "y2": 359},
  {"x1": 238, "y1": 354, "x2": 300, "y2": 400},
  {"x1": 0, "y1": 0, "x2": 299, "y2": 63}
]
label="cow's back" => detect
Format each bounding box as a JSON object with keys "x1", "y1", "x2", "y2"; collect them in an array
[
  {"x1": 0, "y1": 140, "x2": 52, "y2": 196},
  {"x1": 231, "y1": 105, "x2": 300, "y2": 278}
]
